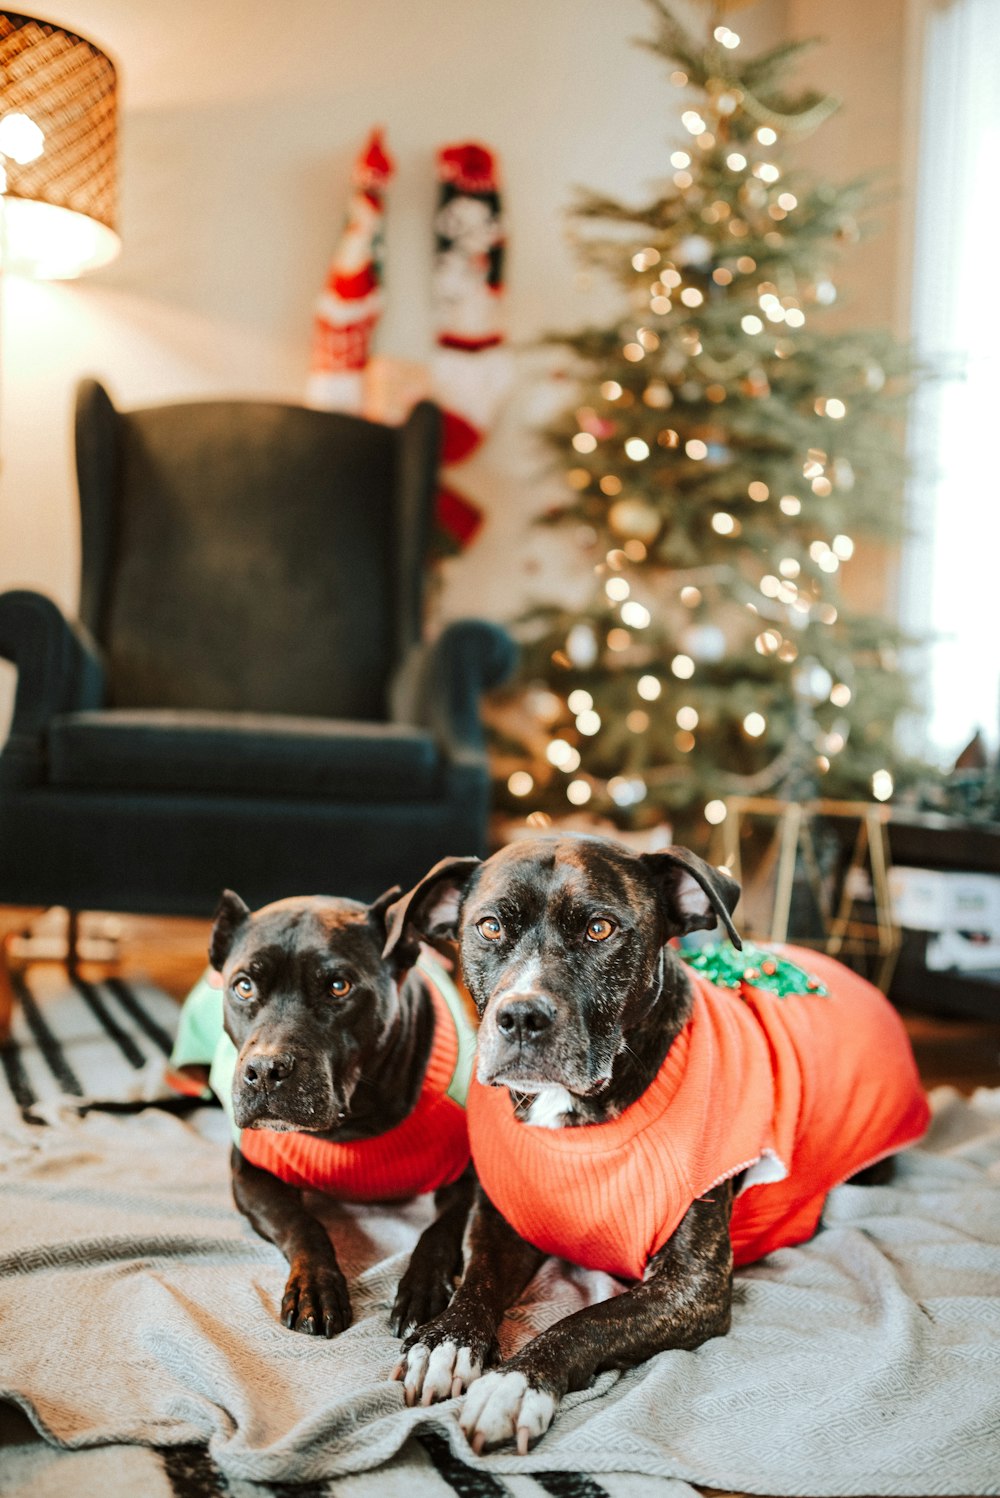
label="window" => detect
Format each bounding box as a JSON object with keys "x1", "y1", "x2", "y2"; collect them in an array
[{"x1": 904, "y1": 0, "x2": 1000, "y2": 762}]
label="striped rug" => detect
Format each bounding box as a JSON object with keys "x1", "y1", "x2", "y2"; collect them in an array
[
  {"x1": 0, "y1": 963, "x2": 185, "y2": 1126},
  {"x1": 0, "y1": 975, "x2": 689, "y2": 1498},
  {"x1": 0, "y1": 1421, "x2": 682, "y2": 1498}
]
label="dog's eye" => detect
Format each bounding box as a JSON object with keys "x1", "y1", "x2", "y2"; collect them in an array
[
  {"x1": 232, "y1": 974, "x2": 256, "y2": 1001},
  {"x1": 328, "y1": 976, "x2": 352, "y2": 999},
  {"x1": 586, "y1": 917, "x2": 617, "y2": 943},
  {"x1": 476, "y1": 916, "x2": 504, "y2": 942}
]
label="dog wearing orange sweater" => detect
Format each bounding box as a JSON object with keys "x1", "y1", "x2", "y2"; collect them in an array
[
  {"x1": 170, "y1": 888, "x2": 476, "y2": 1338},
  {"x1": 385, "y1": 835, "x2": 930, "y2": 1452}
]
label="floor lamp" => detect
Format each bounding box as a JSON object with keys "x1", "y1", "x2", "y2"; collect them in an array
[{"x1": 0, "y1": 11, "x2": 119, "y2": 969}]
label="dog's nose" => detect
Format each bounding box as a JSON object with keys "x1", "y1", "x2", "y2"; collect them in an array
[
  {"x1": 242, "y1": 1052, "x2": 295, "y2": 1089},
  {"x1": 495, "y1": 995, "x2": 555, "y2": 1044}
]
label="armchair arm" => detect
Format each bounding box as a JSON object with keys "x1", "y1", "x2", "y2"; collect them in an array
[
  {"x1": 0, "y1": 590, "x2": 105, "y2": 786},
  {"x1": 390, "y1": 619, "x2": 518, "y2": 766}
]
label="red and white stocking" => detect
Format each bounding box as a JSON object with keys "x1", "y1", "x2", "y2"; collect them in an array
[{"x1": 307, "y1": 128, "x2": 394, "y2": 414}]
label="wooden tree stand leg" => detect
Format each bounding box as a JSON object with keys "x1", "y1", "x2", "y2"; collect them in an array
[{"x1": 0, "y1": 907, "x2": 44, "y2": 1044}]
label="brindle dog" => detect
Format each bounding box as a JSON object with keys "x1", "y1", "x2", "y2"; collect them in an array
[
  {"x1": 210, "y1": 888, "x2": 473, "y2": 1338},
  {"x1": 384, "y1": 835, "x2": 894, "y2": 1453}
]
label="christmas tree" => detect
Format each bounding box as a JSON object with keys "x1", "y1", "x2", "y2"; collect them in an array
[{"x1": 491, "y1": 0, "x2": 916, "y2": 847}]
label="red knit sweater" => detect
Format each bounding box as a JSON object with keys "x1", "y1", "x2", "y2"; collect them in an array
[{"x1": 468, "y1": 946, "x2": 930, "y2": 1280}]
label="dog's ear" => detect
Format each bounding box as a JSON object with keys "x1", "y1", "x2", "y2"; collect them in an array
[
  {"x1": 382, "y1": 856, "x2": 482, "y2": 966},
  {"x1": 365, "y1": 884, "x2": 402, "y2": 944},
  {"x1": 209, "y1": 889, "x2": 251, "y2": 971},
  {"x1": 639, "y1": 848, "x2": 742, "y2": 950}
]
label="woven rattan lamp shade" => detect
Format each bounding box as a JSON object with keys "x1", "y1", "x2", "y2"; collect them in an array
[{"x1": 0, "y1": 10, "x2": 119, "y2": 278}]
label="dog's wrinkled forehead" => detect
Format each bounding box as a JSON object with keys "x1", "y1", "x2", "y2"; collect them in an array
[
  {"x1": 466, "y1": 836, "x2": 656, "y2": 927},
  {"x1": 226, "y1": 897, "x2": 382, "y2": 976}
]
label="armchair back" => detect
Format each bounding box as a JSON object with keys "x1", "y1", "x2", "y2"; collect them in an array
[{"x1": 75, "y1": 381, "x2": 440, "y2": 719}]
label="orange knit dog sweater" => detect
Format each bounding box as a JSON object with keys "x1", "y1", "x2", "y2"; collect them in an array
[{"x1": 468, "y1": 945, "x2": 930, "y2": 1280}]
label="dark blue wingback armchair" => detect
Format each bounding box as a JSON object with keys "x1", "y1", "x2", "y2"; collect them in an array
[{"x1": 0, "y1": 380, "x2": 515, "y2": 919}]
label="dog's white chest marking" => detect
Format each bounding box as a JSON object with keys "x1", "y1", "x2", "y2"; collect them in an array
[{"x1": 523, "y1": 1085, "x2": 574, "y2": 1128}]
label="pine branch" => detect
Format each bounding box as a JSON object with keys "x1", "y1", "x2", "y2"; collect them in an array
[{"x1": 635, "y1": 0, "x2": 706, "y2": 78}]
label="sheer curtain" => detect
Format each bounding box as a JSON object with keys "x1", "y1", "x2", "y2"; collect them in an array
[{"x1": 904, "y1": 0, "x2": 1000, "y2": 762}]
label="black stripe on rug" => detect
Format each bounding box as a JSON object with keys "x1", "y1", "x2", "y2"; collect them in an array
[
  {"x1": 534, "y1": 1473, "x2": 611, "y2": 1498},
  {"x1": 80, "y1": 1094, "x2": 209, "y2": 1118},
  {"x1": 104, "y1": 975, "x2": 176, "y2": 1056},
  {"x1": 419, "y1": 1430, "x2": 510, "y2": 1496},
  {"x1": 266, "y1": 1479, "x2": 334, "y2": 1497},
  {"x1": 11, "y1": 971, "x2": 84, "y2": 1095},
  {"x1": 71, "y1": 974, "x2": 147, "y2": 1069},
  {"x1": 0, "y1": 1033, "x2": 37, "y2": 1115},
  {"x1": 159, "y1": 1443, "x2": 228, "y2": 1497}
]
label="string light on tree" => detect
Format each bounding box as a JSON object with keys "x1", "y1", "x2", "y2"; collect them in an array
[
  {"x1": 491, "y1": 0, "x2": 917, "y2": 841},
  {"x1": 546, "y1": 739, "x2": 581, "y2": 771}
]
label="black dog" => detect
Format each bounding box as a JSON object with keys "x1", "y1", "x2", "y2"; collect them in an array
[
  {"x1": 203, "y1": 888, "x2": 474, "y2": 1338},
  {"x1": 384, "y1": 834, "x2": 928, "y2": 1450}
]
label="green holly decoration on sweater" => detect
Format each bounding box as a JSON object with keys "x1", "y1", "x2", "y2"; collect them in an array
[{"x1": 681, "y1": 940, "x2": 828, "y2": 997}]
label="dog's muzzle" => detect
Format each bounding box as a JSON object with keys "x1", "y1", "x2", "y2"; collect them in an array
[
  {"x1": 478, "y1": 988, "x2": 594, "y2": 1091},
  {"x1": 232, "y1": 1045, "x2": 342, "y2": 1131}
]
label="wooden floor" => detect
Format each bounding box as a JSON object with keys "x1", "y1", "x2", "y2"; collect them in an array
[{"x1": 55, "y1": 910, "x2": 1000, "y2": 1096}]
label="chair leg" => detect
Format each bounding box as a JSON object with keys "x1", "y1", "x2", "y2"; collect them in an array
[
  {"x1": 0, "y1": 907, "x2": 44, "y2": 1044},
  {"x1": 67, "y1": 909, "x2": 81, "y2": 976}
]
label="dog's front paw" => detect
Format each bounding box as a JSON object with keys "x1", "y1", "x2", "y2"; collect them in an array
[
  {"x1": 395, "y1": 1336, "x2": 484, "y2": 1407},
  {"x1": 391, "y1": 1304, "x2": 496, "y2": 1406},
  {"x1": 281, "y1": 1258, "x2": 351, "y2": 1337},
  {"x1": 459, "y1": 1369, "x2": 558, "y2": 1455}
]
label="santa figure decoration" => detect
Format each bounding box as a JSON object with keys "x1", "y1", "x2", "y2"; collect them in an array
[
  {"x1": 306, "y1": 128, "x2": 395, "y2": 414},
  {"x1": 431, "y1": 142, "x2": 512, "y2": 552}
]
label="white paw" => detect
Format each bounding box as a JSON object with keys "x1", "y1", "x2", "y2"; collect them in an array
[
  {"x1": 395, "y1": 1339, "x2": 483, "y2": 1407},
  {"x1": 459, "y1": 1369, "x2": 557, "y2": 1454}
]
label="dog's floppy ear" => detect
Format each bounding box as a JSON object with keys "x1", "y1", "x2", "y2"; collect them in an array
[
  {"x1": 365, "y1": 884, "x2": 402, "y2": 944},
  {"x1": 209, "y1": 889, "x2": 251, "y2": 971},
  {"x1": 639, "y1": 848, "x2": 742, "y2": 950},
  {"x1": 382, "y1": 856, "x2": 482, "y2": 966}
]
